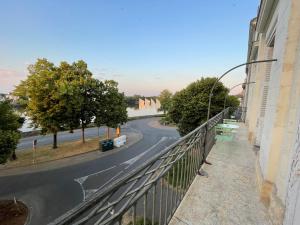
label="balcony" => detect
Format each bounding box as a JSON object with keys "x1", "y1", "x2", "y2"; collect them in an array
[
  {"x1": 49, "y1": 108, "x2": 271, "y2": 225},
  {"x1": 169, "y1": 123, "x2": 272, "y2": 225}
]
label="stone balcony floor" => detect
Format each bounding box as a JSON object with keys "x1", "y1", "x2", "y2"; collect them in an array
[{"x1": 169, "y1": 123, "x2": 272, "y2": 225}]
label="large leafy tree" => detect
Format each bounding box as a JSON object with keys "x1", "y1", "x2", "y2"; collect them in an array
[
  {"x1": 92, "y1": 79, "x2": 106, "y2": 131},
  {"x1": 0, "y1": 100, "x2": 24, "y2": 163},
  {"x1": 57, "y1": 61, "x2": 81, "y2": 133},
  {"x1": 169, "y1": 77, "x2": 229, "y2": 136},
  {"x1": 100, "y1": 80, "x2": 128, "y2": 138},
  {"x1": 158, "y1": 89, "x2": 173, "y2": 114},
  {"x1": 58, "y1": 60, "x2": 96, "y2": 143},
  {"x1": 72, "y1": 60, "x2": 96, "y2": 143},
  {"x1": 14, "y1": 59, "x2": 64, "y2": 148}
]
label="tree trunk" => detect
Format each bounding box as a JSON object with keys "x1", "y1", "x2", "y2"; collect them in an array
[
  {"x1": 82, "y1": 125, "x2": 85, "y2": 143},
  {"x1": 11, "y1": 150, "x2": 17, "y2": 160},
  {"x1": 98, "y1": 127, "x2": 100, "y2": 137},
  {"x1": 53, "y1": 133, "x2": 58, "y2": 149},
  {"x1": 107, "y1": 127, "x2": 110, "y2": 139}
]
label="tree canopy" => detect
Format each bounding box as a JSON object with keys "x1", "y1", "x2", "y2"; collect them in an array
[
  {"x1": 0, "y1": 100, "x2": 23, "y2": 163},
  {"x1": 94, "y1": 80, "x2": 128, "y2": 127},
  {"x1": 158, "y1": 89, "x2": 173, "y2": 114},
  {"x1": 14, "y1": 59, "x2": 64, "y2": 148},
  {"x1": 14, "y1": 58, "x2": 128, "y2": 148},
  {"x1": 169, "y1": 77, "x2": 239, "y2": 136}
]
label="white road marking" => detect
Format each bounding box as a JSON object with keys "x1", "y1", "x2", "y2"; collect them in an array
[
  {"x1": 74, "y1": 165, "x2": 116, "y2": 201},
  {"x1": 74, "y1": 178, "x2": 86, "y2": 201},
  {"x1": 121, "y1": 136, "x2": 168, "y2": 169},
  {"x1": 96, "y1": 171, "x2": 124, "y2": 191},
  {"x1": 85, "y1": 189, "x2": 98, "y2": 199},
  {"x1": 75, "y1": 165, "x2": 116, "y2": 184},
  {"x1": 74, "y1": 136, "x2": 173, "y2": 201}
]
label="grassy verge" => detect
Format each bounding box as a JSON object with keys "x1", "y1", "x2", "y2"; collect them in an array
[{"x1": 1, "y1": 136, "x2": 105, "y2": 169}]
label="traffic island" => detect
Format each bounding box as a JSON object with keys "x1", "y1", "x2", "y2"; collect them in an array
[{"x1": 0, "y1": 200, "x2": 28, "y2": 225}]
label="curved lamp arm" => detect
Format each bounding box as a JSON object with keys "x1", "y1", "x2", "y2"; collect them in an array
[
  {"x1": 223, "y1": 81, "x2": 256, "y2": 109},
  {"x1": 207, "y1": 59, "x2": 277, "y2": 121}
]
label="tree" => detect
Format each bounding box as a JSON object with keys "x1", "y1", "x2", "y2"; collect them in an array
[
  {"x1": 0, "y1": 100, "x2": 23, "y2": 163},
  {"x1": 225, "y1": 95, "x2": 240, "y2": 115},
  {"x1": 72, "y1": 61, "x2": 96, "y2": 143},
  {"x1": 57, "y1": 60, "x2": 99, "y2": 143},
  {"x1": 57, "y1": 61, "x2": 81, "y2": 133},
  {"x1": 158, "y1": 89, "x2": 173, "y2": 114},
  {"x1": 169, "y1": 77, "x2": 229, "y2": 136},
  {"x1": 100, "y1": 80, "x2": 128, "y2": 138},
  {"x1": 13, "y1": 58, "x2": 65, "y2": 149},
  {"x1": 92, "y1": 79, "x2": 106, "y2": 135}
]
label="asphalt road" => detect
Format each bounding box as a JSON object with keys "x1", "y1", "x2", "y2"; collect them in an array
[
  {"x1": 17, "y1": 126, "x2": 110, "y2": 150},
  {"x1": 0, "y1": 118, "x2": 179, "y2": 225}
]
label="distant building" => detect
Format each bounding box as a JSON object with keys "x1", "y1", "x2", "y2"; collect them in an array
[
  {"x1": 144, "y1": 98, "x2": 150, "y2": 108},
  {"x1": 156, "y1": 99, "x2": 161, "y2": 109},
  {"x1": 138, "y1": 98, "x2": 145, "y2": 109},
  {"x1": 150, "y1": 99, "x2": 156, "y2": 108},
  {"x1": 242, "y1": 0, "x2": 300, "y2": 224}
]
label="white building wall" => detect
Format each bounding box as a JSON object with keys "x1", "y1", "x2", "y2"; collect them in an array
[
  {"x1": 259, "y1": 0, "x2": 291, "y2": 185},
  {"x1": 245, "y1": 64, "x2": 256, "y2": 124}
]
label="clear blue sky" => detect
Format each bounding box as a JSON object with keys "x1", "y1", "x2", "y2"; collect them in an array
[{"x1": 0, "y1": 0, "x2": 259, "y2": 96}]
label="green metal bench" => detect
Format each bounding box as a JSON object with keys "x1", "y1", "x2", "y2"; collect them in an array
[
  {"x1": 223, "y1": 119, "x2": 238, "y2": 124},
  {"x1": 215, "y1": 124, "x2": 234, "y2": 141}
]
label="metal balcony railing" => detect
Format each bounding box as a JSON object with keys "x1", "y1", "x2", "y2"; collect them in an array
[{"x1": 49, "y1": 108, "x2": 230, "y2": 225}]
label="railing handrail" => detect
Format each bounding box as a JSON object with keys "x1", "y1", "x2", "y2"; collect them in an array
[{"x1": 49, "y1": 108, "x2": 229, "y2": 225}]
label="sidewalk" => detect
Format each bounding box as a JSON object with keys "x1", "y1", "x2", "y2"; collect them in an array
[
  {"x1": 0, "y1": 131, "x2": 142, "y2": 177},
  {"x1": 169, "y1": 124, "x2": 272, "y2": 225}
]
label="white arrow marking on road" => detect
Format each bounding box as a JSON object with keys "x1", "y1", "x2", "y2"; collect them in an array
[
  {"x1": 74, "y1": 136, "x2": 172, "y2": 201},
  {"x1": 75, "y1": 165, "x2": 116, "y2": 185},
  {"x1": 74, "y1": 165, "x2": 116, "y2": 201}
]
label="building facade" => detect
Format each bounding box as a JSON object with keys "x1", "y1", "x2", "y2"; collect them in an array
[{"x1": 243, "y1": 0, "x2": 300, "y2": 224}]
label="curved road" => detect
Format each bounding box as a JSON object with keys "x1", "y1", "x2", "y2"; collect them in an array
[{"x1": 0, "y1": 118, "x2": 179, "y2": 225}]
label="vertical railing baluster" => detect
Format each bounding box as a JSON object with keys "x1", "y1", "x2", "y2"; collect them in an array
[
  {"x1": 164, "y1": 171, "x2": 170, "y2": 225},
  {"x1": 152, "y1": 184, "x2": 156, "y2": 225},
  {"x1": 196, "y1": 140, "x2": 200, "y2": 171},
  {"x1": 184, "y1": 152, "x2": 189, "y2": 193},
  {"x1": 176, "y1": 157, "x2": 182, "y2": 204},
  {"x1": 191, "y1": 147, "x2": 195, "y2": 180},
  {"x1": 189, "y1": 146, "x2": 193, "y2": 182},
  {"x1": 189, "y1": 147, "x2": 194, "y2": 184},
  {"x1": 118, "y1": 215, "x2": 123, "y2": 225},
  {"x1": 159, "y1": 178, "x2": 163, "y2": 225},
  {"x1": 144, "y1": 192, "x2": 148, "y2": 225},
  {"x1": 193, "y1": 143, "x2": 197, "y2": 177},
  {"x1": 174, "y1": 160, "x2": 178, "y2": 207},
  {"x1": 178, "y1": 156, "x2": 183, "y2": 200},
  {"x1": 170, "y1": 163, "x2": 175, "y2": 215},
  {"x1": 132, "y1": 203, "x2": 137, "y2": 225},
  {"x1": 187, "y1": 148, "x2": 192, "y2": 187}
]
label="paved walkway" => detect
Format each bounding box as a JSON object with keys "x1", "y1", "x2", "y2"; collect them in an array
[{"x1": 169, "y1": 124, "x2": 272, "y2": 225}]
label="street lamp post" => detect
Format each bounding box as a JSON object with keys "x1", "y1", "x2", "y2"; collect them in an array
[
  {"x1": 207, "y1": 59, "x2": 277, "y2": 121},
  {"x1": 223, "y1": 82, "x2": 256, "y2": 110}
]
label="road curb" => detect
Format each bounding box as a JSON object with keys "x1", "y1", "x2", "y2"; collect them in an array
[
  {"x1": 23, "y1": 199, "x2": 31, "y2": 225},
  {"x1": 0, "y1": 131, "x2": 143, "y2": 177}
]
